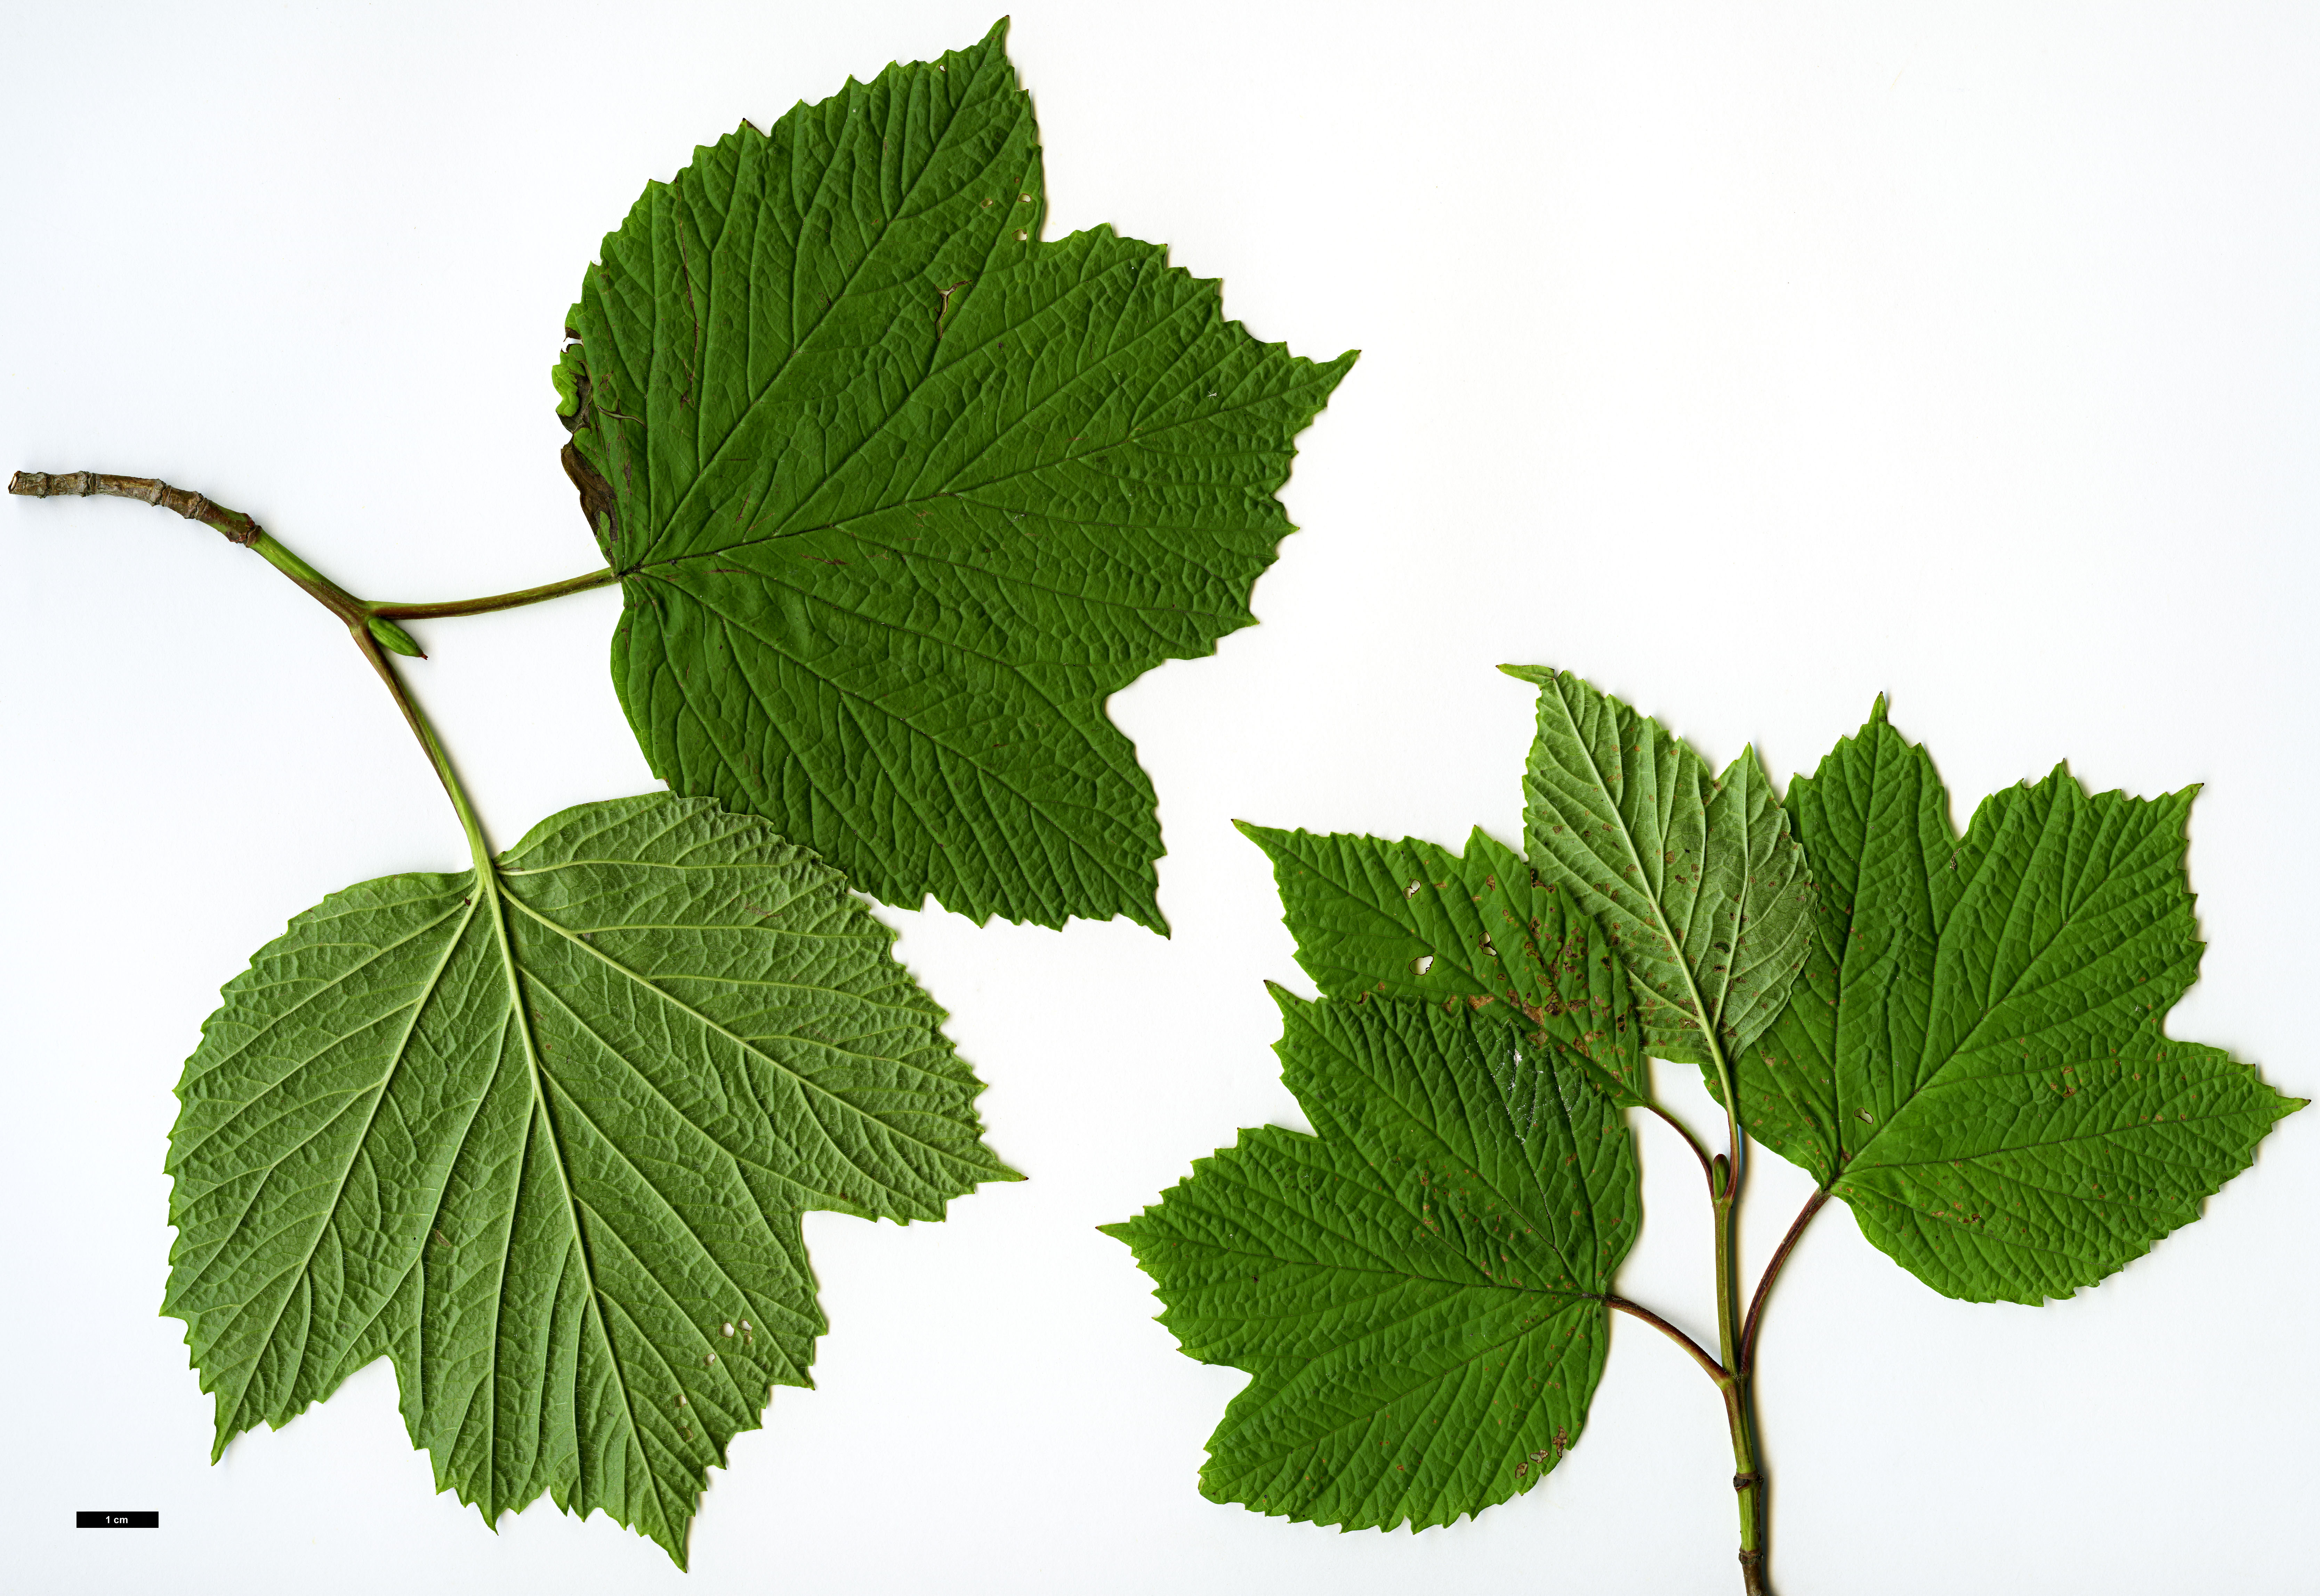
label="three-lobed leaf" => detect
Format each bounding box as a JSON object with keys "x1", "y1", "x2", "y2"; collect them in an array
[
  {"x1": 1740, "y1": 703, "x2": 2303, "y2": 1301},
  {"x1": 562, "y1": 19, "x2": 1355, "y2": 931},
  {"x1": 1104, "y1": 990, "x2": 1638, "y2": 1530},
  {"x1": 163, "y1": 793, "x2": 1015, "y2": 1564}
]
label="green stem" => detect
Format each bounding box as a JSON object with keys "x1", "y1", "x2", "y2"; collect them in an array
[
  {"x1": 370, "y1": 565, "x2": 619, "y2": 619},
  {"x1": 1693, "y1": 1027, "x2": 1767, "y2": 1594},
  {"x1": 1713, "y1": 1159, "x2": 1769, "y2": 1595},
  {"x1": 346, "y1": 621, "x2": 493, "y2": 871},
  {"x1": 8, "y1": 467, "x2": 614, "y2": 632},
  {"x1": 1636, "y1": 1064, "x2": 1772, "y2": 1592},
  {"x1": 11, "y1": 467, "x2": 498, "y2": 861},
  {"x1": 248, "y1": 530, "x2": 370, "y2": 624}
]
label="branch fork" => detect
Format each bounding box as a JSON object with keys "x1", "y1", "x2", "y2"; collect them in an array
[
  {"x1": 10, "y1": 468, "x2": 619, "y2": 660},
  {"x1": 10, "y1": 465, "x2": 619, "y2": 848}
]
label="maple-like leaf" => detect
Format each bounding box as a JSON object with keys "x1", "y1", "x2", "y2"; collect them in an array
[
  {"x1": 559, "y1": 20, "x2": 1354, "y2": 930},
  {"x1": 1235, "y1": 821, "x2": 1648, "y2": 1104},
  {"x1": 1105, "y1": 990, "x2": 1638, "y2": 1530},
  {"x1": 162, "y1": 793, "x2": 1014, "y2": 1564},
  {"x1": 1740, "y1": 702, "x2": 2302, "y2": 1302}
]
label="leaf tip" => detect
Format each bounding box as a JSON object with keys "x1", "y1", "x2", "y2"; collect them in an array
[
  {"x1": 964, "y1": 16, "x2": 1012, "y2": 65},
  {"x1": 1262, "y1": 978, "x2": 1301, "y2": 1009},
  {"x1": 1234, "y1": 818, "x2": 1289, "y2": 856}
]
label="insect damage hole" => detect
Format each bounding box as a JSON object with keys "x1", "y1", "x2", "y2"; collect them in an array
[{"x1": 1411, "y1": 954, "x2": 1434, "y2": 977}]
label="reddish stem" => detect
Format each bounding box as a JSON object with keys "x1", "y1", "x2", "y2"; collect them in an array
[
  {"x1": 1605, "y1": 1294, "x2": 1732, "y2": 1387},
  {"x1": 1647, "y1": 1101, "x2": 1719, "y2": 1192},
  {"x1": 1739, "y1": 1188, "x2": 1830, "y2": 1378}
]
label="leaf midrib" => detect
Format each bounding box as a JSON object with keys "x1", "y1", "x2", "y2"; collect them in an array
[
  {"x1": 1550, "y1": 683, "x2": 1723, "y2": 1062},
  {"x1": 496, "y1": 878, "x2": 997, "y2": 1187},
  {"x1": 475, "y1": 862, "x2": 661, "y2": 1538}
]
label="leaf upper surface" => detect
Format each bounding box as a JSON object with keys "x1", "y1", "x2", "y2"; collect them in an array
[
  {"x1": 1105, "y1": 992, "x2": 1638, "y2": 1530},
  {"x1": 1237, "y1": 821, "x2": 1648, "y2": 1104},
  {"x1": 162, "y1": 793, "x2": 1014, "y2": 1564},
  {"x1": 1507, "y1": 667, "x2": 1814, "y2": 1072},
  {"x1": 566, "y1": 21, "x2": 1354, "y2": 930},
  {"x1": 1743, "y1": 704, "x2": 2302, "y2": 1302}
]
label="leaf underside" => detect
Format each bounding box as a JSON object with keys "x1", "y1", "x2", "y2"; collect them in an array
[
  {"x1": 1508, "y1": 666, "x2": 1816, "y2": 1071},
  {"x1": 566, "y1": 19, "x2": 1355, "y2": 930},
  {"x1": 1105, "y1": 991, "x2": 1637, "y2": 1531},
  {"x1": 1742, "y1": 703, "x2": 2302, "y2": 1303},
  {"x1": 162, "y1": 794, "x2": 1014, "y2": 1564}
]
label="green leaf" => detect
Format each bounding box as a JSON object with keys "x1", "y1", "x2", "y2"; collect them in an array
[
  {"x1": 1234, "y1": 821, "x2": 1649, "y2": 1104},
  {"x1": 1744, "y1": 702, "x2": 2303, "y2": 1301},
  {"x1": 162, "y1": 793, "x2": 1015, "y2": 1566},
  {"x1": 564, "y1": 20, "x2": 1355, "y2": 931},
  {"x1": 1104, "y1": 990, "x2": 1639, "y2": 1530},
  {"x1": 1505, "y1": 666, "x2": 1815, "y2": 1073}
]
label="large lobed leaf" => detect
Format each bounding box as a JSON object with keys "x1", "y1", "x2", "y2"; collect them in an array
[
  {"x1": 1105, "y1": 992, "x2": 1638, "y2": 1530},
  {"x1": 562, "y1": 20, "x2": 1355, "y2": 930},
  {"x1": 1741, "y1": 702, "x2": 2302, "y2": 1302},
  {"x1": 162, "y1": 793, "x2": 1015, "y2": 1565}
]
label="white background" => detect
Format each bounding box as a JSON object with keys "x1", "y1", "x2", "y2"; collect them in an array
[{"x1": 4, "y1": 3, "x2": 2315, "y2": 1592}]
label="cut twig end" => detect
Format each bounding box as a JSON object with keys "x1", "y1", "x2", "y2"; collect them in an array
[{"x1": 8, "y1": 469, "x2": 265, "y2": 543}]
